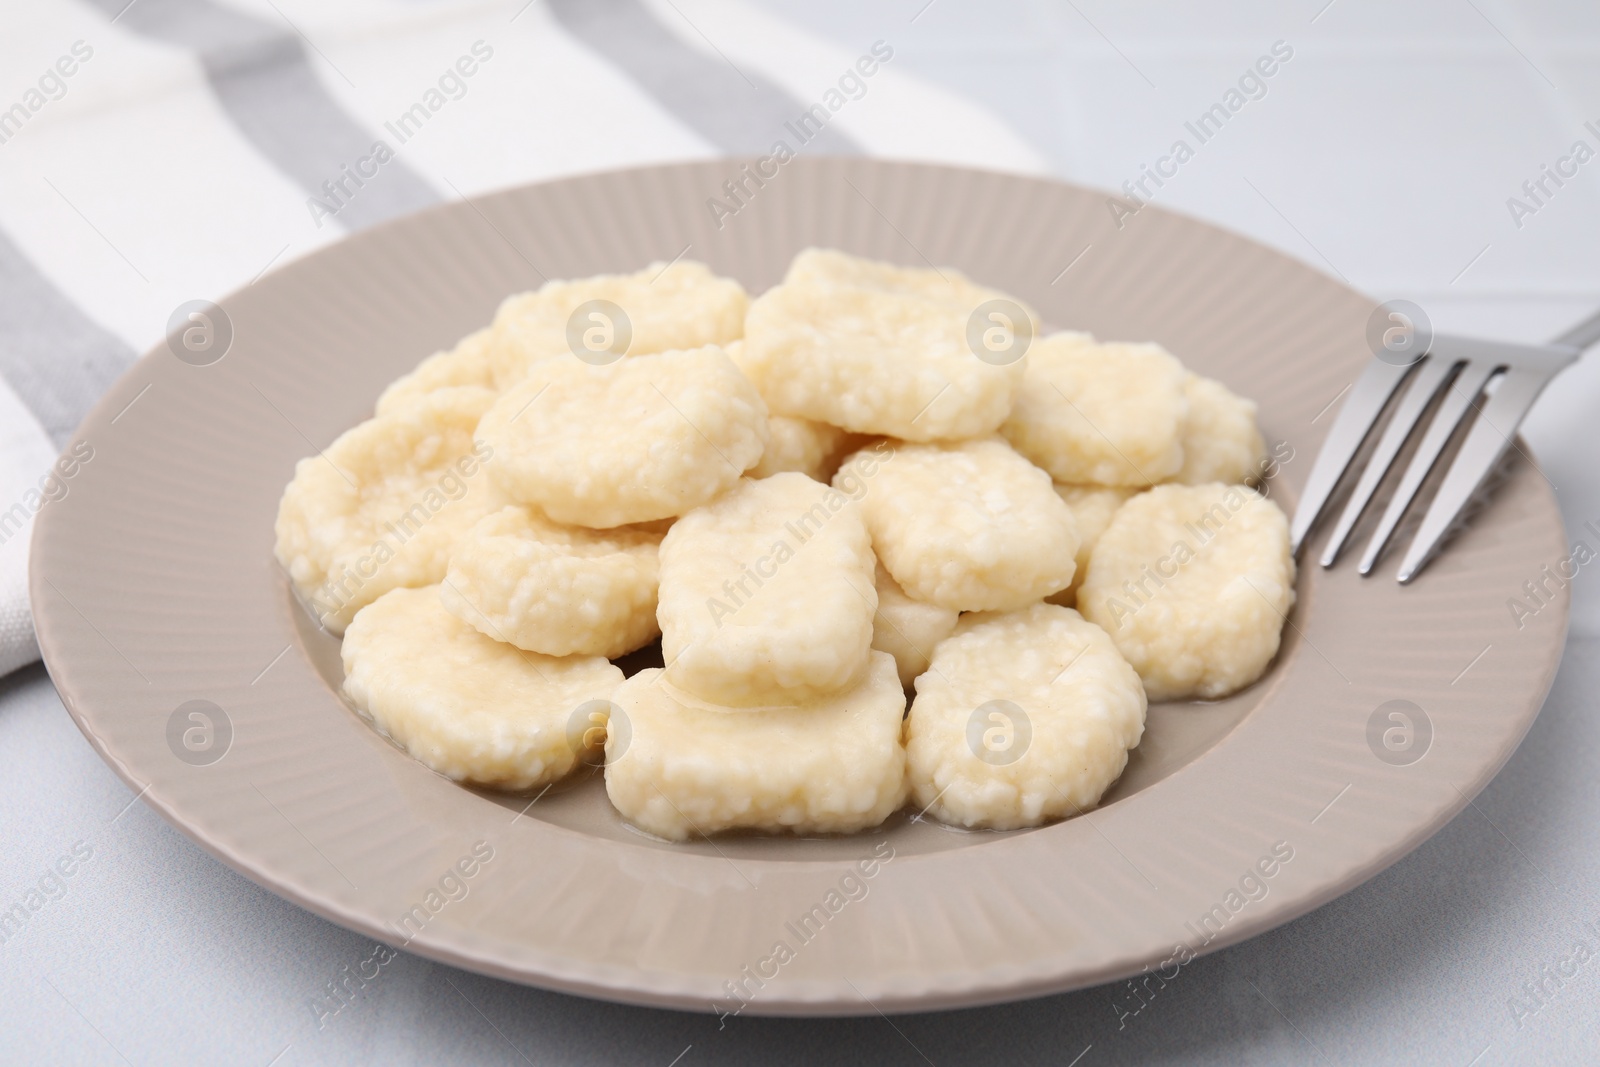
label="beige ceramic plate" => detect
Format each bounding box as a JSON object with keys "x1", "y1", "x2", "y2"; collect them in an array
[{"x1": 32, "y1": 159, "x2": 1567, "y2": 1015}]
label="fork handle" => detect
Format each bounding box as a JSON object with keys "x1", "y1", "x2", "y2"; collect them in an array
[{"x1": 1552, "y1": 306, "x2": 1600, "y2": 351}]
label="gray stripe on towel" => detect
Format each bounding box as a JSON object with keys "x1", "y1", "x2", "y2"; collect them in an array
[
  {"x1": 0, "y1": 227, "x2": 135, "y2": 447},
  {"x1": 85, "y1": 0, "x2": 440, "y2": 231},
  {"x1": 548, "y1": 0, "x2": 861, "y2": 155}
]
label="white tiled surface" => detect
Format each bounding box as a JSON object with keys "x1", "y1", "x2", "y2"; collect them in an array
[{"x1": 3, "y1": 2, "x2": 1600, "y2": 1064}]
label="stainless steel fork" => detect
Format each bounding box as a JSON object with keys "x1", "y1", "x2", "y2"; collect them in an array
[{"x1": 1291, "y1": 306, "x2": 1600, "y2": 582}]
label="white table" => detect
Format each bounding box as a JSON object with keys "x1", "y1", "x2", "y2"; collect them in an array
[{"x1": 2, "y1": 2, "x2": 1597, "y2": 1063}]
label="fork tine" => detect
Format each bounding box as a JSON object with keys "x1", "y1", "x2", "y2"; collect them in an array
[
  {"x1": 1357, "y1": 359, "x2": 1497, "y2": 575},
  {"x1": 1290, "y1": 356, "x2": 1417, "y2": 555},
  {"x1": 1318, "y1": 355, "x2": 1457, "y2": 567},
  {"x1": 1396, "y1": 360, "x2": 1569, "y2": 582}
]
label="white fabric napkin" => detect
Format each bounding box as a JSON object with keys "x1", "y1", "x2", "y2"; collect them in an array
[{"x1": 0, "y1": 377, "x2": 57, "y2": 677}]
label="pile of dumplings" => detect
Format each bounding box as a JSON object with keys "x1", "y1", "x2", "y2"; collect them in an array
[{"x1": 274, "y1": 249, "x2": 1295, "y2": 840}]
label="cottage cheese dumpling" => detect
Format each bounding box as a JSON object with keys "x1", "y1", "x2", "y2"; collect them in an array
[
  {"x1": 376, "y1": 328, "x2": 497, "y2": 415},
  {"x1": 720, "y1": 336, "x2": 750, "y2": 373},
  {"x1": 1079, "y1": 483, "x2": 1295, "y2": 700},
  {"x1": 604, "y1": 653, "x2": 907, "y2": 840},
  {"x1": 475, "y1": 346, "x2": 769, "y2": 528},
  {"x1": 657, "y1": 472, "x2": 877, "y2": 706},
  {"x1": 906, "y1": 604, "x2": 1146, "y2": 830},
  {"x1": 487, "y1": 261, "x2": 747, "y2": 387},
  {"x1": 784, "y1": 247, "x2": 1034, "y2": 315},
  {"x1": 748, "y1": 415, "x2": 854, "y2": 481},
  {"x1": 441, "y1": 506, "x2": 661, "y2": 658},
  {"x1": 844, "y1": 438, "x2": 1078, "y2": 612},
  {"x1": 726, "y1": 337, "x2": 861, "y2": 481},
  {"x1": 1047, "y1": 484, "x2": 1140, "y2": 605},
  {"x1": 742, "y1": 282, "x2": 1026, "y2": 441},
  {"x1": 342, "y1": 587, "x2": 624, "y2": 791},
  {"x1": 1173, "y1": 374, "x2": 1267, "y2": 485},
  {"x1": 274, "y1": 387, "x2": 501, "y2": 634},
  {"x1": 871, "y1": 562, "x2": 959, "y2": 688},
  {"x1": 1001, "y1": 334, "x2": 1188, "y2": 486}
]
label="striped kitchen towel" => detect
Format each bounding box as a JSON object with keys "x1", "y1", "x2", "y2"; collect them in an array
[{"x1": 0, "y1": 0, "x2": 1047, "y2": 675}]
